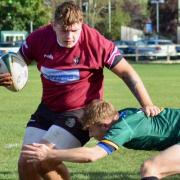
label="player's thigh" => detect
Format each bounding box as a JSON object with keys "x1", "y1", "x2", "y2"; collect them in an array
[
  {"x1": 151, "y1": 144, "x2": 180, "y2": 175},
  {"x1": 41, "y1": 108, "x2": 90, "y2": 149},
  {"x1": 22, "y1": 103, "x2": 90, "y2": 149},
  {"x1": 22, "y1": 126, "x2": 47, "y2": 145},
  {"x1": 22, "y1": 125, "x2": 82, "y2": 149},
  {"x1": 41, "y1": 125, "x2": 84, "y2": 149}
]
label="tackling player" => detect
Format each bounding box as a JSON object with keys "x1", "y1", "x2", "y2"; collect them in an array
[{"x1": 23, "y1": 100, "x2": 180, "y2": 180}]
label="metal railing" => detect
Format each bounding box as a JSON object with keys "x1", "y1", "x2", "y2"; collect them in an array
[{"x1": 117, "y1": 44, "x2": 180, "y2": 62}]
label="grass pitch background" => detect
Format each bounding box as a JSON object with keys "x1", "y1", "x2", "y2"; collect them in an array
[{"x1": 0, "y1": 63, "x2": 180, "y2": 179}]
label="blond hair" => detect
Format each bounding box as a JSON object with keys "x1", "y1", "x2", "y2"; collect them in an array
[
  {"x1": 82, "y1": 100, "x2": 118, "y2": 129},
  {"x1": 54, "y1": 1, "x2": 83, "y2": 28}
]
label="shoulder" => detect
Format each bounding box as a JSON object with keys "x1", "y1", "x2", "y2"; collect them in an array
[
  {"x1": 81, "y1": 24, "x2": 114, "y2": 46},
  {"x1": 82, "y1": 24, "x2": 101, "y2": 36},
  {"x1": 118, "y1": 108, "x2": 141, "y2": 117},
  {"x1": 25, "y1": 24, "x2": 56, "y2": 48},
  {"x1": 28, "y1": 24, "x2": 55, "y2": 40}
]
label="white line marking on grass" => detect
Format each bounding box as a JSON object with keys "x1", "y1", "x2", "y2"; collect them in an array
[{"x1": 4, "y1": 143, "x2": 20, "y2": 149}]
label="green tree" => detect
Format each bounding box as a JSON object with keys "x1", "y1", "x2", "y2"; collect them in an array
[
  {"x1": 148, "y1": 0, "x2": 177, "y2": 41},
  {"x1": 0, "y1": 0, "x2": 149, "y2": 40},
  {"x1": 0, "y1": 0, "x2": 52, "y2": 32},
  {"x1": 90, "y1": 0, "x2": 148, "y2": 40}
]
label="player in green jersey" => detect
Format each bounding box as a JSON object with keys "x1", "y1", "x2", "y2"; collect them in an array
[{"x1": 22, "y1": 100, "x2": 180, "y2": 180}]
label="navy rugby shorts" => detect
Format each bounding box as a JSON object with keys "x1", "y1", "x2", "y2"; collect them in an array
[{"x1": 26, "y1": 103, "x2": 90, "y2": 146}]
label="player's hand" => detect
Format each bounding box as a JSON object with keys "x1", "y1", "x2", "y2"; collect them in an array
[
  {"x1": 0, "y1": 73, "x2": 12, "y2": 86},
  {"x1": 141, "y1": 105, "x2": 161, "y2": 117},
  {"x1": 22, "y1": 143, "x2": 53, "y2": 163}
]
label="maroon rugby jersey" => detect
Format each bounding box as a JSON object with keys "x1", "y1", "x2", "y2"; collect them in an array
[{"x1": 19, "y1": 24, "x2": 122, "y2": 112}]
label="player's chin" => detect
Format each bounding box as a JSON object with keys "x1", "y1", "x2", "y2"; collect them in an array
[{"x1": 63, "y1": 42, "x2": 75, "y2": 48}]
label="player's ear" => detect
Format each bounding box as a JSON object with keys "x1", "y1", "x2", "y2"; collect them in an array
[
  {"x1": 114, "y1": 113, "x2": 119, "y2": 120},
  {"x1": 101, "y1": 123, "x2": 111, "y2": 130},
  {"x1": 51, "y1": 21, "x2": 57, "y2": 29}
]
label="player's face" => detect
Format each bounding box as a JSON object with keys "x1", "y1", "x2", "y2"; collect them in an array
[
  {"x1": 53, "y1": 22, "x2": 82, "y2": 48},
  {"x1": 89, "y1": 124, "x2": 107, "y2": 141},
  {"x1": 88, "y1": 115, "x2": 119, "y2": 141}
]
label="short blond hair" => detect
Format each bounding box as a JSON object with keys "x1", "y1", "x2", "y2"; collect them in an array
[
  {"x1": 54, "y1": 1, "x2": 83, "y2": 28},
  {"x1": 82, "y1": 100, "x2": 118, "y2": 129}
]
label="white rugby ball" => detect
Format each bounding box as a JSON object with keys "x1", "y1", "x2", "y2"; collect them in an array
[{"x1": 0, "y1": 52, "x2": 28, "y2": 92}]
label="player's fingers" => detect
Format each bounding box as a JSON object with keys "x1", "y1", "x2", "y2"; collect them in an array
[
  {"x1": 23, "y1": 144, "x2": 39, "y2": 151},
  {"x1": 22, "y1": 150, "x2": 37, "y2": 156},
  {"x1": 149, "y1": 109, "x2": 156, "y2": 116},
  {"x1": 150, "y1": 107, "x2": 161, "y2": 116},
  {"x1": 0, "y1": 75, "x2": 12, "y2": 85},
  {"x1": 0, "y1": 73, "x2": 11, "y2": 76},
  {"x1": 143, "y1": 106, "x2": 161, "y2": 117},
  {"x1": 32, "y1": 143, "x2": 43, "y2": 147},
  {"x1": 144, "y1": 109, "x2": 150, "y2": 117},
  {"x1": 141, "y1": 107, "x2": 150, "y2": 116},
  {"x1": 32, "y1": 143, "x2": 50, "y2": 148}
]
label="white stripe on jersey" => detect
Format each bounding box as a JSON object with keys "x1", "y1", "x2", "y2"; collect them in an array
[{"x1": 106, "y1": 46, "x2": 121, "y2": 68}]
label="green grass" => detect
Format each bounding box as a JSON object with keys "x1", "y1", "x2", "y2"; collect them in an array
[{"x1": 0, "y1": 64, "x2": 180, "y2": 179}]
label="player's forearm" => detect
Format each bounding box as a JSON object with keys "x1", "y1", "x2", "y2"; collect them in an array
[
  {"x1": 22, "y1": 144, "x2": 108, "y2": 164},
  {"x1": 112, "y1": 59, "x2": 153, "y2": 107},
  {"x1": 123, "y1": 71, "x2": 153, "y2": 107},
  {"x1": 49, "y1": 147, "x2": 101, "y2": 163}
]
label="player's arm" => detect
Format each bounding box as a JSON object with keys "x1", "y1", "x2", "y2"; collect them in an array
[
  {"x1": 22, "y1": 143, "x2": 111, "y2": 163},
  {"x1": 111, "y1": 58, "x2": 160, "y2": 116}
]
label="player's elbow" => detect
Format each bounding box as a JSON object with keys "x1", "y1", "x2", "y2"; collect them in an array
[
  {"x1": 84, "y1": 152, "x2": 102, "y2": 163},
  {"x1": 83, "y1": 156, "x2": 97, "y2": 163},
  {"x1": 78, "y1": 147, "x2": 106, "y2": 163}
]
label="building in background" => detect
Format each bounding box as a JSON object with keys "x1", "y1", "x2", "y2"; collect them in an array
[{"x1": 0, "y1": 31, "x2": 27, "y2": 43}]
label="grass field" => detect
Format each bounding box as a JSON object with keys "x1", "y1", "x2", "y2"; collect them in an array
[{"x1": 0, "y1": 63, "x2": 180, "y2": 180}]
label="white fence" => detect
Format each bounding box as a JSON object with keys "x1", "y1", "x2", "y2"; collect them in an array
[{"x1": 117, "y1": 44, "x2": 180, "y2": 62}]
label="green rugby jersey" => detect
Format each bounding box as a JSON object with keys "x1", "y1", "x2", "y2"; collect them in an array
[{"x1": 101, "y1": 108, "x2": 180, "y2": 151}]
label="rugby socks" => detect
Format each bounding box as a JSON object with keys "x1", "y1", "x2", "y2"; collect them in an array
[{"x1": 141, "y1": 176, "x2": 159, "y2": 180}]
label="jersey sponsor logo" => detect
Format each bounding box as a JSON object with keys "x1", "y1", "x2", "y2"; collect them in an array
[
  {"x1": 73, "y1": 57, "x2": 80, "y2": 65},
  {"x1": 65, "y1": 118, "x2": 76, "y2": 128},
  {"x1": 44, "y1": 54, "x2": 53, "y2": 60},
  {"x1": 41, "y1": 66, "x2": 80, "y2": 83}
]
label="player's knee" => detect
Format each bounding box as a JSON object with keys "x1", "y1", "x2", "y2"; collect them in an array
[
  {"x1": 40, "y1": 160, "x2": 61, "y2": 173},
  {"x1": 18, "y1": 154, "x2": 27, "y2": 170},
  {"x1": 18, "y1": 153, "x2": 41, "y2": 173},
  {"x1": 140, "y1": 159, "x2": 158, "y2": 177}
]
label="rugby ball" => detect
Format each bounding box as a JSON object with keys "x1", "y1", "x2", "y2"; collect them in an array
[{"x1": 0, "y1": 52, "x2": 28, "y2": 92}]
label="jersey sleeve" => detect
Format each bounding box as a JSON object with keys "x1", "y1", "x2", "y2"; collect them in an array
[
  {"x1": 85, "y1": 25, "x2": 123, "y2": 69},
  {"x1": 104, "y1": 46, "x2": 123, "y2": 69},
  {"x1": 96, "y1": 32, "x2": 123, "y2": 69},
  {"x1": 97, "y1": 139, "x2": 119, "y2": 155},
  {"x1": 103, "y1": 121, "x2": 132, "y2": 147},
  {"x1": 19, "y1": 30, "x2": 38, "y2": 63}
]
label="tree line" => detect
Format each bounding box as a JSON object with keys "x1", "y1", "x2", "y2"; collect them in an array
[{"x1": 0, "y1": 0, "x2": 178, "y2": 41}]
